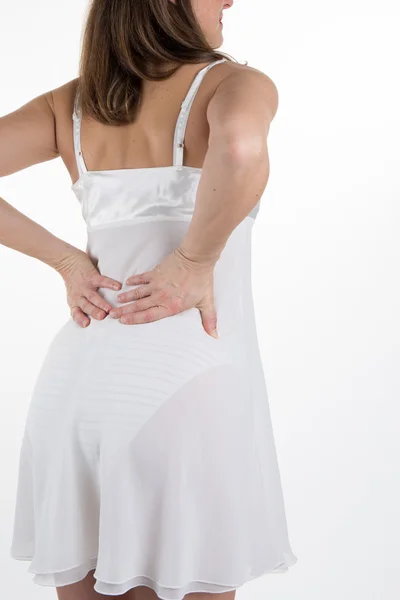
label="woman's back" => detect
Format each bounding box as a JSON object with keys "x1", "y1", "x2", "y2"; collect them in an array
[
  {"x1": 54, "y1": 59, "x2": 238, "y2": 185},
  {"x1": 3, "y1": 0, "x2": 298, "y2": 590},
  {"x1": 9, "y1": 58, "x2": 297, "y2": 597}
]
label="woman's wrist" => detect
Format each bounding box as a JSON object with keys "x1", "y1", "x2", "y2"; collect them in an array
[
  {"x1": 51, "y1": 245, "x2": 86, "y2": 279},
  {"x1": 174, "y1": 244, "x2": 222, "y2": 271}
]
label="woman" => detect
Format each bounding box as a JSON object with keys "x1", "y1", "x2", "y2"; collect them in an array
[{"x1": 2, "y1": 0, "x2": 297, "y2": 598}]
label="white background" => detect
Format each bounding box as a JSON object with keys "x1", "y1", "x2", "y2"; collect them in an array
[{"x1": 1, "y1": 0, "x2": 399, "y2": 599}]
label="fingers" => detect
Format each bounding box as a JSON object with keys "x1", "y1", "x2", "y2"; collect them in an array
[
  {"x1": 107, "y1": 262, "x2": 218, "y2": 333},
  {"x1": 111, "y1": 294, "x2": 163, "y2": 318},
  {"x1": 71, "y1": 305, "x2": 90, "y2": 328},
  {"x1": 92, "y1": 273, "x2": 122, "y2": 291},
  {"x1": 70, "y1": 289, "x2": 115, "y2": 328},
  {"x1": 85, "y1": 289, "x2": 114, "y2": 314},
  {"x1": 109, "y1": 283, "x2": 155, "y2": 319},
  {"x1": 78, "y1": 296, "x2": 108, "y2": 321},
  {"x1": 116, "y1": 283, "x2": 153, "y2": 304},
  {"x1": 198, "y1": 295, "x2": 218, "y2": 338},
  {"x1": 119, "y1": 305, "x2": 169, "y2": 325},
  {"x1": 125, "y1": 272, "x2": 153, "y2": 285},
  {"x1": 109, "y1": 288, "x2": 180, "y2": 321}
]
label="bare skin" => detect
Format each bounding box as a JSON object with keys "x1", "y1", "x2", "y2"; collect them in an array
[
  {"x1": 0, "y1": 0, "x2": 277, "y2": 339},
  {"x1": 2, "y1": 0, "x2": 278, "y2": 598},
  {"x1": 55, "y1": 569, "x2": 132, "y2": 599},
  {"x1": 55, "y1": 568, "x2": 237, "y2": 600}
]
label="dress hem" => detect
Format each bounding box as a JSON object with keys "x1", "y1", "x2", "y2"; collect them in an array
[{"x1": 10, "y1": 551, "x2": 298, "y2": 598}]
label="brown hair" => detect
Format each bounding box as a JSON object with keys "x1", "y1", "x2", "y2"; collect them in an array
[{"x1": 77, "y1": 0, "x2": 238, "y2": 126}]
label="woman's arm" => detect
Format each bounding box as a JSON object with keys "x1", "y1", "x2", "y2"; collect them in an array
[
  {"x1": 0, "y1": 90, "x2": 122, "y2": 325},
  {"x1": 0, "y1": 90, "x2": 81, "y2": 270},
  {"x1": 178, "y1": 67, "x2": 278, "y2": 264},
  {"x1": 110, "y1": 67, "x2": 278, "y2": 336}
]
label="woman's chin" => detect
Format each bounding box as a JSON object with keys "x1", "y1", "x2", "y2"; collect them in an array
[{"x1": 210, "y1": 33, "x2": 223, "y2": 49}]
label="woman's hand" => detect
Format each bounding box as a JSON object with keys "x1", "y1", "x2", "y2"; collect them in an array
[
  {"x1": 108, "y1": 247, "x2": 219, "y2": 338},
  {"x1": 56, "y1": 250, "x2": 122, "y2": 328}
]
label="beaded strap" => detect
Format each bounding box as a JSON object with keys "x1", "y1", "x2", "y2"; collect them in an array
[
  {"x1": 173, "y1": 59, "x2": 227, "y2": 167},
  {"x1": 72, "y1": 87, "x2": 87, "y2": 176},
  {"x1": 71, "y1": 59, "x2": 227, "y2": 174}
]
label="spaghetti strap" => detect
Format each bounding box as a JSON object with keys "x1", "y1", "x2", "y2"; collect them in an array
[
  {"x1": 71, "y1": 58, "x2": 227, "y2": 176},
  {"x1": 72, "y1": 86, "x2": 88, "y2": 176},
  {"x1": 173, "y1": 59, "x2": 227, "y2": 167}
]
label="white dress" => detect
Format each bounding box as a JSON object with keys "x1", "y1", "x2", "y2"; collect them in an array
[{"x1": 10, "y1": 59, "x2": 298, "y2": 598}]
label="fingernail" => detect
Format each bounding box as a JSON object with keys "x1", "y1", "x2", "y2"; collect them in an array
[{"x1": 211, "y1": 329, "x2": 219, "y2": 339}]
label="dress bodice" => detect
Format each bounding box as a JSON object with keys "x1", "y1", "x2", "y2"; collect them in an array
[{"x1": 71, "y1": 59, "x2": 260, "y2": 231}]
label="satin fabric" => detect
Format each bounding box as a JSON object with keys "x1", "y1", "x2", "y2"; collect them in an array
[{"x1": 72, "y1": 166, "x2": 259, "y2": 231}]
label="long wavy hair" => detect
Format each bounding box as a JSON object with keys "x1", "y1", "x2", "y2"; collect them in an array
[{"x1": 77, "y1": 0, "x2": 238, "y2": 125}]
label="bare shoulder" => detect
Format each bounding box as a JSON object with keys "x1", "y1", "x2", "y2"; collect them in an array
[
  {"x1": 218, "y1": 61, "x2": 278, "y2": 99},
  {"x1": 238, "y1": 64, "x2": 279, "y2": 115},
  {"x1": 0, "y1": 81, "x2": 69, "y2": 176},
  {"x1": 50, "y1": 78, "x2": 79, "y2": 118},
  {"x1": 207, "y1": 61, "x2": 279, "y2": 137}
]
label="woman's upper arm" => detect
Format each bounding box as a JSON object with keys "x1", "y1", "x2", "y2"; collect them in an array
[
  {"x1": 206, "y1": 66, "x2": 279, "y2": 156},
  {"x1": 0, "y1": 90, "x2": 59, "y2": 178}
]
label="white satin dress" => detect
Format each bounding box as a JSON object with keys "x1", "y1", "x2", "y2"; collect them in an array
[{"x1": 10, "y1": 58, "x2": 298, "y2": 598}]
